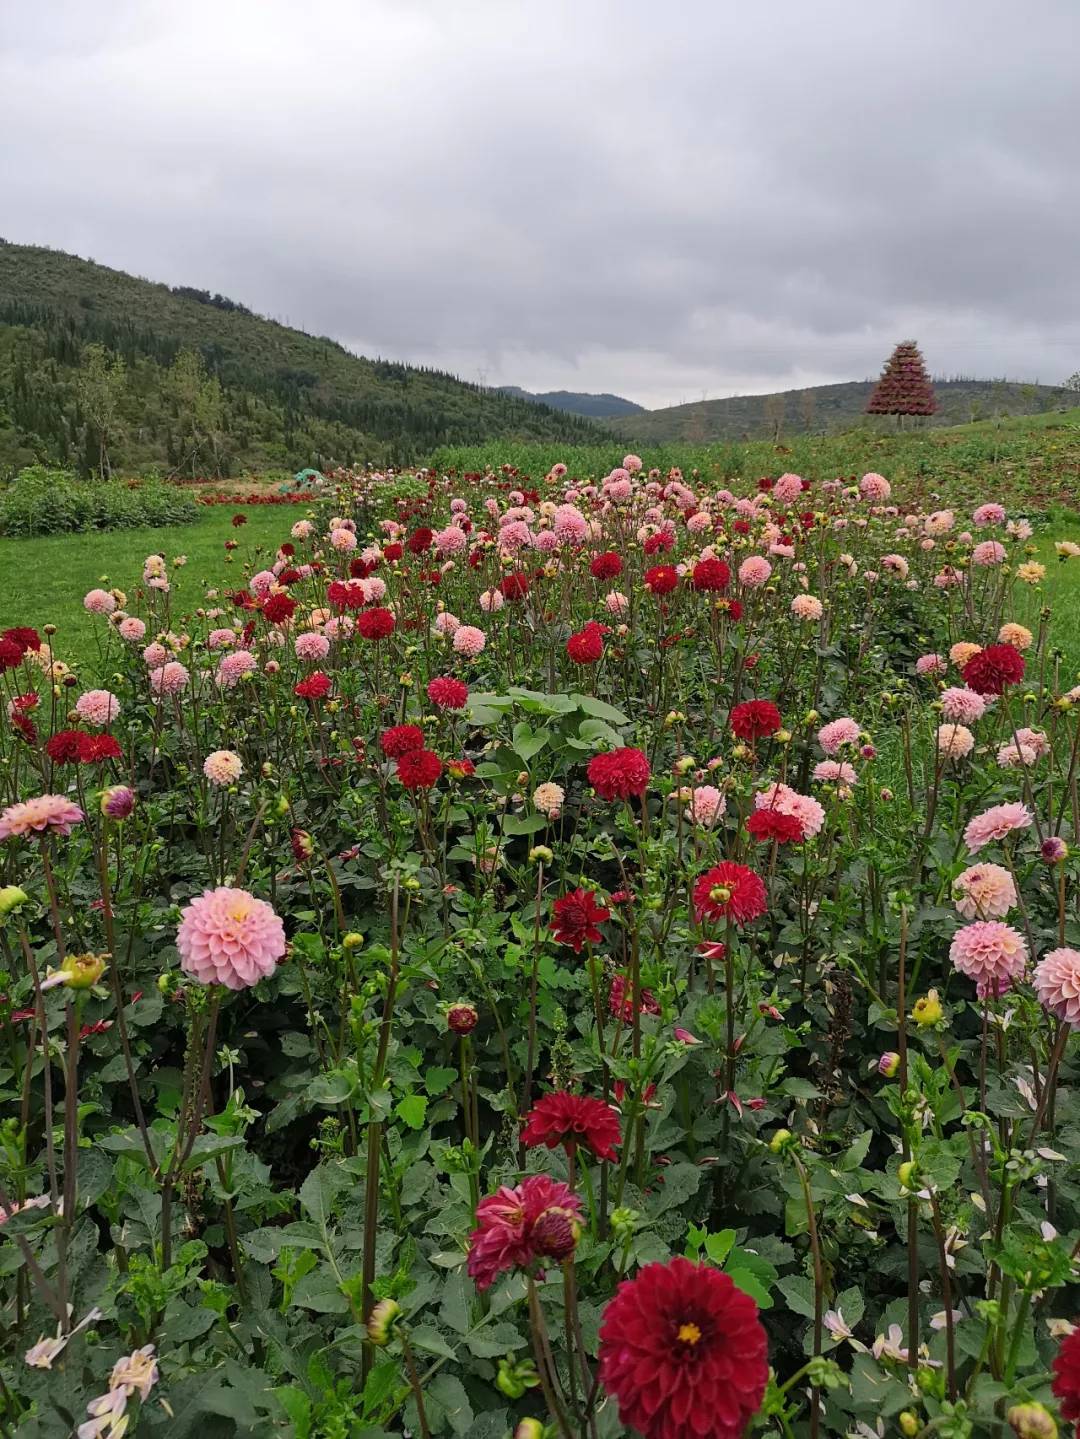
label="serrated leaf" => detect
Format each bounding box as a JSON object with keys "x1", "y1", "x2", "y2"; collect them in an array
[{"x1": 395, "y1": 1094, "x2": 428, "y2": 1130}]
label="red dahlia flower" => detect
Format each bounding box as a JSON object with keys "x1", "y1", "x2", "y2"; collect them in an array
[
  {"x1": 522, "y1": 1091, "x2": 621, "y2": 1162},
  {"x1": 380, "y1": 724, "x2": 425, "y2": 758},
  {"x1": 550, "y1": 888, "x2": 610, "y2": 952},
  {"x1": 407, "y1": 527, "x2": 433, "y2": 554},
  {"x1": 327, "y1": 579, "x2": 366, "y2": 611},
  {"x1": 590, "y1": 551, "x2": 623, "y2": 579},
  {"x1": 466, "y1": 1173, "x2": 583, "y2": 1291},
  {"x1": 729, "y1": 699, "x2": 782, "y2": 741},
  {"x1": 598, "y1": 1257, "x2": 769, "y2": 1439},
  {"x1": 78, "y1": 734, "x2": 121, "y2": 764},
  {"x1": 567, "y1": 624, "x2": 605, "y2": 664},
  {"x1": 962, "y1": 644, "x2": 1025, "y2": 695},
  {"x1": 396, "y1": 749, "x2": 442, "y2": 789},
  {"x1": 1052, "y1": 1327, "x2": 1080, "y2": 1424},
  {"x1": 644, "y1": 564, "x2": 679, "y2": 595},
  {"x1": 45, "y1": 730, "x2": 84, "y2": 764},
  {"x1": 348, "y1": 558, "x2": 375, "y2": 580},
  {"x1": 587, "y1": 747, "x2": 651, "y2": 801},
  {"x1": 357, "y1": 608, "x2": 396, "y2": 640},
  {"x1": 427, "y1": 676, "x2": 469, "y2": 709},
  {"x1": 231, "y1": 513, "x2": 247, "y2": 527},
  {"x1": 609, "y1": 972, "x2": 661, "y2": 1021},
  {"x1": 382, "y1": 542, "x2": 403, "y2": 562},
  {"x1": 746, "y1": 809, "x2": 803, "y2": 844},
  {"x1": 295, "y1": 672, "x2": 331, "y2": 700},
  {"x1": 0, "y1": 638, "x2": 23, "y2": 672},
  {"x1": 499, "y1": 572, "x2": 530, "y2": 600},
  {"x1": 643, "y1": 531, "x2": 675, "y2": 555},
  {"x1": 693, "y1": 863, "x2": 768, "y2": 926},
  {"x1": 691, "y1": 559, "x2": 730, "y2": 592},
  {"x1": 262, "y1": 593, "x2": 296, "y2": 624},
  {"x1": 2, "y1": 627, "x2": 40, "y2": 655}
]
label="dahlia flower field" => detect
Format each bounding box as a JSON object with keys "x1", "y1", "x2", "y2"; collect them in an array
[{"x1": 3, "y1": 458, "x2": 1080, "y2": 1439}]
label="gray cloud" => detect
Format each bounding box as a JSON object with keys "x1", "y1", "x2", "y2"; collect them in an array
[{"x1": 2, "y1": 0, "x2": 1078, "y2": 408}]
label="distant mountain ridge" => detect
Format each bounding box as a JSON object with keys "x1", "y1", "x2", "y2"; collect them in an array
[
  {"x1": 496, "y1": 385, "x2": 645, "y2": 419},
  {"x1": 0, "y1": 241, "x2": 604, "y2": 475},
  {"x1": 613, "y1": 378, "x2": 1076, "y2": 444}
]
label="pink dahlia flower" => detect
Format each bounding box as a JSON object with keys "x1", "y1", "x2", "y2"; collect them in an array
[
  {"x1": 937, "y1": 723, "x2": 975, "y2": 760},
  {"x1": 859, "y1": 472, "x2": 891, "y2": 501},
  {"x1": 149, "y1": 662, "x2": 189, "y2": 697},
  {"x1": 118, "y1": 617, "x2": 146, "y2": 643},
  {"x1": 964, "y1": 802, "x2": 1034, "y2": 853},
  {"x1": 216, "y1": 651, "x2": 257, "y2": 688},
  {"x1": 1033, "y1": 948, "x2": 1080, "y2": 1027},
  {"x1": 74, "y1": 689, "x2": 120, "y2": 727},
  {"x1": 940, "y1": 687, "x2": 987, "y2": 723},
  {"x1": 203, "y1": 750, "x2": 243, "y2": 786},
  {"x1": 453, "y1": 625, "x2": 486, "y2": 658},
  {"x1": 817, "y1": 717, "x2": 860, "y2": 754},
  {"x1": 177, "y1": 886, "x2": 286, "y2": 990},
  {"x1": 950, "y1": 920, "x2": 1027, "y2": 998},
  {"x1": 952, "y1": 863, "x2": 1017, "y2": 920},
  {"x1": 295, "y1": 632, "x2": 330, "y2": 662},
  {"x1": 738, "y1": 555, "x2": 772, "y2": 588},
  {"x1": 916, "y1": 653, "x2": 948, "y2": 677},
  {"x1": 754, "y1": 782, "x2": 825, "y2": 839},
  {"x1": 83, "y1": 588, "x2": 116, "y2": 615},
  {"x1": 0, "y1": 794, "x2": 84, "y2": 841}
]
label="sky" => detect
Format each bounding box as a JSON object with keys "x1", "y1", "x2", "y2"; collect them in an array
[{"x1": 3, "y1": 0, "x2": 1079, "y2": 410}]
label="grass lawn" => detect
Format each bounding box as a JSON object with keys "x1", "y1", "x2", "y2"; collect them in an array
[{"x1": 0, "y1": 505, "x2": 303, "y2": 674}]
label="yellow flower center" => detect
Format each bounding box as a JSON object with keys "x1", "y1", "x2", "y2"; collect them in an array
[{"x1": 677, "y1": 1322, "x2": 702, "y2": 1345}]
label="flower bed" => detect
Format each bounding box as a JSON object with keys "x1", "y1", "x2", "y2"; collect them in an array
[{"x1": 1, "y1": 457, "x2": 1079, "y2": 1437}]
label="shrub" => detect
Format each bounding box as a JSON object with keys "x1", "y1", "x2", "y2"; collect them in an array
[{"x1": 0, "y1": 466, "x2": 199, "y2": 536}]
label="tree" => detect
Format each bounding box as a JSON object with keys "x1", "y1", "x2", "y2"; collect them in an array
[
  {"x1": 76, "y1": 343, "x2": 126, "y2": 478},
  {"x1": 865, "y1": 341, "x2": 936, "y2": 421},
  {"x1": 763, "y1": 392, "x2": 786, "y2": 441},
  {"x1": 1063, "y1": 372, "x2": 1080, "y2": 393},
  {"x1": 165, "y1": 349, "x2": 227, "y2": 477},
  {"x1": 798, "y1": 388, "x2": 816, "y2": 433}
]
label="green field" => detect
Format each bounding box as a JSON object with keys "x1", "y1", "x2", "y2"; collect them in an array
[{"x1": 0, "y1": 505, "x2": 295, "y2": 670}]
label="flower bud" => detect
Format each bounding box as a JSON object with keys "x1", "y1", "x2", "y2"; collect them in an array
[
  {"x1": 911, "y1": 990, "x2": 944, "y2": 1027},
  {"x1": 769, "y1": 1128, "x2": 794, "y2": 1153},
  {"x1": 100, "y1": 785, "x2": 135, "y2": 821},
  {"x1": 61, "y1": 952, "x2": 108, "y2": 990},
  {"x1": 342, "y1": 932, "x2": 364, "y2": 950},
  {"x1": 513, "y1": 1420, "x2": 546, "y2": 1439},
  {"x1": 899, "y1": 1413, "x2": 921, "y2": 1438},
  {"x1": 532, "y1": 1206, "x2": 581, "y2": 1261},
  {"x1": 0, "y1": 884, "x2": 30, "y2": 918},
  {"x1": 290, "y1": 829, "x2": 314, "y2": 863},
  {"x1": 496, "y1": 1356, "x2": 541, "y2": 1400},
  {"x1": 366, "y1": 1298, "x2": 401, "y2": 1346},
  {"x1": 1041, "y1": 836, "x2": 1068, "y2": 864},
  {"x1": 898, "y1": 1160, "x2": 918, "y2": 1190},
  {"x1": 878, "y1": 1051, "x2": 900, "y2": 1078},
  {"x1": 1007, "y1": 1402, "x2": 1058, "y2": 1439},
  {"x1": 446, "y1": 1002, "x2": 478, "y2": 1035},
  {"x1": 529, "y1": 845, "x2": 554, "y2": 864}
]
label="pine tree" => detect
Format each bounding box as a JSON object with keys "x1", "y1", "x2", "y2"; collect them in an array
[{"x1": 866, "y1": 341, "x2": 937, "y2": 417}]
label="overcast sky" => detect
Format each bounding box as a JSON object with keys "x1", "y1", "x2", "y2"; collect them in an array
[{"x1": 3, "y1": 0, "x2": 1078, "y2": 409}]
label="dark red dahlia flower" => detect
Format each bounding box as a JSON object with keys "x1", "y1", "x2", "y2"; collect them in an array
[
  {"x1": 407, "y1": 527, "x2": 434, "y2": 554},
  {"x1": 2, "y1": 627, "x2": 41, "y2": 656},
  {"x1": 730, "y1": 699, "x2": 782, "y2": 741},
  {"x1": 396, "y1": 749, "x2": 442, "y2": 790},
  {"x1": 466, "y1": 1173, "x2": 583, "y2": 1291},
  {"x1": 590, "y1": 551, "x2": 623, "y2": 580},
  {"x1": 587, "y1": 747, "x2": 651, "y2": 801},
  {"x1": 447, "y1": 1002, "x2": 478, "y2": 1034},
  {"x1": 693, "y1": 863, "x2": 768, "y2": 927},
  {"x1": 231, "y1": 513, "x2": 247, "y2": 527},
  {"x1": 746, "y1": 809, "x2": 803, "y2": 844},
  {"x1": 499, "y1": 572, "x2": 530, "y2": 600},
  {"x1": 609, "y1": 973, "x2": 661, "y2": 1022},
  {"x1": 45, "y1": 729, "x2": 84, "y2": 763},
  {"x1": 262, "y1": 593, "x2": 296, "y2": 624},
  {"x1": 357, "y1": 608, "x2": 396, "y2": 641},
  {"x1": 598, "y1": 1257, "x2": 769, "y2": 1439},
  {"x1": 291, "y1": 828, "x2": 315, "y2": 862},
  {"x1": 382, "y1": 542, "x2": 403, "y2": 562},
  {"x1": 0, "y1": 638, "x2": 24, "y2": 672},
  {"x1": 1052, "y1": 1327, "x2": 1080, "y2": 1423},
  {"x1": 380, "y1": 724, "x2": 425, "y2": 758},
  {"x1": 550, "y1": 888, "x2": 610, "y2": 952},
  {"x1": 295, "y1": 672, "x2": 331, "y2": 700},
  {"x1": 644, "y1": 564, "x2": 679, "y2": 595},
  {"x1": 691, "y1": 559, "x2": 730, "y2": 592},
  {"x1": 567, "y1": 623, "x2": 605, "y2": 664},
  {"x1": 427, "y1": 676, "x2": 469, "y2": 710},
  {"x1": 643, "y1": 531, "x2": 675, "y2": 555},
  {"x1": 962, "y1": 643, "x2": 1025, "y2": 696},
  {"x1": 522, "y1": 1091, "x2": 621, "y2": 1162}
]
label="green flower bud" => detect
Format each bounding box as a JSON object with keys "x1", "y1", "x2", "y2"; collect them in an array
[
  {"x1": 0, "y1": 885, "x2": 29, "y2": 918},
  {"x1": 366, "y1": 1298, "x2": 401, "y2": 1346}
]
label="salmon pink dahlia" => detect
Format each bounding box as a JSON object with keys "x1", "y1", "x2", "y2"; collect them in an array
[
  {"x1": 693, "y1": 863, "x2": 767, "y2": 926},
  {"x1": 588, "y1": 747, "x2": 651, "y2": 801},
  {"x1": 0, "y1": 794, "x2": 84, "y2": 841},
  {"x1": 952, "y1": 863, "x2": 1016, "y2": 919},
  {"x1": 963, "y1": 802, "x2": 1033, "y2": 853},
  {"x1": 521, "y1": 1091, "x2": 621, "y2": 1162},
  {"x1": 177, "y1": 887, "x2": 286, "y2": 990},
  {"x1": 598, "y1": 1257, "x2": 768, "y2": 1439}
]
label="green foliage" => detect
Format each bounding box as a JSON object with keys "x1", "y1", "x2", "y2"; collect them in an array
[{"x1": 0, "y1": 464, "x2": 199, "y2": 536}]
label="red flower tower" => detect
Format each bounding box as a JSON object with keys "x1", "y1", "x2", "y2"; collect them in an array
[{"x1": 865, "y1": 340, "x2": 937, "y2": 418}]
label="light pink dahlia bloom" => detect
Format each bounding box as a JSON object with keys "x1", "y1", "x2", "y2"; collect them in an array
[
  {"x1": 817, "y1": 717, "x2": 860, "y2": 754},
  {"x1": 963, "y1": 802, "x2": 1034, "y2": 853},
  {"x1": 952, "y1": 863, "x2": 1017, "y2": 920},
  {"x1": 950, "y1": 920, "x2": 1027, "y2": 998},
  {"x1": 1033, "y1": 948, "x2": 1080, "y2": 1027},
  {"x1": 177, "y1": 886, "x2": 286, "y2": 990},
  {"x1": 74, "y1": 689, "x2": 120, "y2": 727}
]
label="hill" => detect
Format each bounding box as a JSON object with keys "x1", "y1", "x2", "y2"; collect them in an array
[
  {"x1": 496, "y1": 385, "x2": 644, "y2": 419},
  {"x1": 0, "y1": 241, "x2": 604, "y2": 476},
  {"x1": 615, "y1": 378, "x2": 1077, "y2": 444}
]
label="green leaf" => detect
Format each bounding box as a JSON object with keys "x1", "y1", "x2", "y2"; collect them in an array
[
  {"x1": 571, "y1": 694, "x2": 630, "y2": 725},
  {"x1": 394, "y1": 1094, "x2": 428, "y2": 1130},
  {"x1": 307, "y1": 1069, "x2": 358, "y2": 1105},
  {"x1": 465, "y1": 1321, "x2": 527, "y2": 1358},
  {"x1": 289, "y1": 1266, "x2": 351, "y2": 1313},
  {"x1": 726, "y1": 1266, "x2": 774, "y2": 1309},
  {"x1": 776, "y1": 1274, "x2": 815, "y2": 1319},
  {"x1": 408, "y1": 1325, "x2": 458, "y2": 1360},
  {"x1": 423, "y1": 1065, "x2": 458, "y2": 1096}
]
